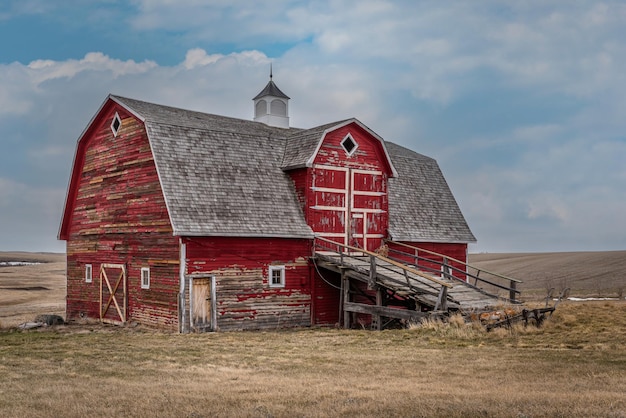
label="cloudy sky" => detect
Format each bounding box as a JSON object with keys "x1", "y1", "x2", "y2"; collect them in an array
[{"x1": 1, "y1": 0, "x2": 625, "y2": 253}]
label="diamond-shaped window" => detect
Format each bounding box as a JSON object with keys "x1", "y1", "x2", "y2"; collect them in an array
[
  {"x1": 111, "y1": 113, "x2": 122, "y2": 137},
  {"x1": 341, "y1": 134, "x2": 358, "y2": 156}
]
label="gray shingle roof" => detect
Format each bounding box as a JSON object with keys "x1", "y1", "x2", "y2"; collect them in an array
[
  {"x1": 112, "y1": 95, "x2": 312, "y2": 238},
  {"x1": 281, "y1": 119, "x2": 351, "y2": 170},
  {"x1": 386, "y1": 142, "x2": 476, "y2": 243},
  {"x1": 110, "y1": 95, "x2": 474, "y2": 243}
]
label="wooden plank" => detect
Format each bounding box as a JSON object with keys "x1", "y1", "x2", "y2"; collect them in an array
[{"x1": 344, "y1": 302, "x2": 428, "y2": 322}]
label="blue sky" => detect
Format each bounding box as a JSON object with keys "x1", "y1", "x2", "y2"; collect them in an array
[{"x1": 1, "y1": 0, "x2": 625, "y2": 253}]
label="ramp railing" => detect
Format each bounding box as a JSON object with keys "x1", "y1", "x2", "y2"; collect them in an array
[
  {"x1": 314, "y1": 237, "x2": 452, "y2": 310},
  {"x1": 384, "y1": 240, "x2": 522, "y2": 303}
]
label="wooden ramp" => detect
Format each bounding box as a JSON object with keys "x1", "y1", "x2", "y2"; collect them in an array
[{"x1": 314, "y1": 238, "x2": 517, "y2": 329}]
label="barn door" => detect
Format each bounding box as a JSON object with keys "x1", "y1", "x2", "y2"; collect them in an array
[
  {"x1": 99, "y1": 264, "x2": 127, "y2": 324},
  {"x1": 350, "y1": 169, "x2": 386, "y2": 252},
  {"x1": 311, "y1": 165, "x2": 386, "y2": 252},
  {"x1": 189, "y1": 275, "x2": 216, "y2": 332}
]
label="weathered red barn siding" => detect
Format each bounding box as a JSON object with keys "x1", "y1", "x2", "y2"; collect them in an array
[
  {"x1": 64, "y1": 105, "x2": 180, "y2": 329},
  {"x1": 311, "y1": 269, "x2": 341, "y2": 325},
  {"x1": 184, "y1": 236, "x2": 312, "y2": 331},
  {"x1": 287, "y1": 167, "x2": 309, "y2": 214},
  {"x1": 388, "y1": 241, "x2": 468, "y2": 281},
  {"x1": 308, "y1": 123, "x2": 392, "y2": 252},
  {"x1": 312, "y1": 124, "x2": 393, "y2": 172}
]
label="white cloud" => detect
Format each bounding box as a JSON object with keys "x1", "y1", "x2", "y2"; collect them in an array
[
  {"x1": 27, "y1": 52, "x2": 157, "y2": 84},
  {"x1": 1, "y1": 1, "x2": 626, "y2": 252}
]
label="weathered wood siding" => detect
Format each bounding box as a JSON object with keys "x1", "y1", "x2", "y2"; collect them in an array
[
  {"x1": 65, "y1": 105, "x2": 180, "y2": 330},
  {"x1": 288, "y1": 167, "x2": 309, "y2": 213},
  {"x1": 185, "y1": 237, "x2": 312, "y2": 331},
  {"x1": 312, "y1": 269, "x2": 341, "y2": 325},
  {"x1": 308, "y1": 123, "x2": 392, "y2": 252},
  {"x1": 312, "y1": 124, "x2": 393, "y2": 172}
]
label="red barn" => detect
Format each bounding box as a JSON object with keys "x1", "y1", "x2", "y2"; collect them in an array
[{"x1": 59, "y1": 76, "x2": 489, "y2": 332}]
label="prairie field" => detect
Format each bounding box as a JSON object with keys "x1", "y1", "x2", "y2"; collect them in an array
[{"x1": 1, "y1": 251, "x2": 626, "y2": 417}]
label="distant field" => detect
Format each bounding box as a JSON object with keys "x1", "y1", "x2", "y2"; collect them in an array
[
  {"x1": 0, "y1": 252, "x2": 65, "y2": 328},
  {"x1": 469, "y1": 251, "x2": 626, "y2": 299},
  {"x1": 1, "y1": 250, "x2": 625, "y2": 327}
]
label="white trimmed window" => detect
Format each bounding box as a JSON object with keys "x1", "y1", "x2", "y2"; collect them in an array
[
  {"x1": 269, "y1": 265, "x2": 285, "y2": 288},
  {"x1": 141, "y1": 267, "x2": 150, "y2": 289},
  {"x1": 341, "y1": 134, "x2": 358, "y2": 156},
  {"x1": 85, "y1": 264, "x2": 92, "y2": 283},
  {"x1": 111, "y1": 112, "x2": 122, "y2": 137}
]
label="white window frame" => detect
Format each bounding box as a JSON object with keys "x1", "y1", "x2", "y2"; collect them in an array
[
  {"x1": 141, "y1": 267, "x2": 150, "y2": 289},
  {"x1": 268, "y1": 265, "x2": 285, "y2": 288},
  {"x1": 340, "y1": 133, "x2": 358, "y2": 156},
  {"x1": 111, "y1": 112, "x2": 122, "y2": 137},
  {"x1": 85, "y1": 264, "x2": 92, "y2": 283}
]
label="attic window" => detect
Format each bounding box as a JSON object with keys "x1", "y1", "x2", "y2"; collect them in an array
[
  {"x1": 341, "y1": 134, "x2": 358, "y2": 156},
  {"x1": 111, "y1": 113, "x2": 122, "y2": 137}
]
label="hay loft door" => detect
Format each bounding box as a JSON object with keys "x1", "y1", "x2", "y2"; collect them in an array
[
  {"x1": 99, "y1": 264, "x2": 127, "y2": 325},
  {"x1": 311, "y1": 165, "x2": 386, "y2": 252},
  {"x1": 189, "y1": 275, "x2": 216, "y2": 332}
]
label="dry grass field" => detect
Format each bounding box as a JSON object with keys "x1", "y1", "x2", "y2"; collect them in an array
[
  {"x1": 469, "y1": 251, "x2": 626, "y2": 299},
  {"x1": 1, "y1": 251, "x2": 625, "y2": 417},
  {"x1": 0, "y1": 252, "x2": 65, "y2": 328}
]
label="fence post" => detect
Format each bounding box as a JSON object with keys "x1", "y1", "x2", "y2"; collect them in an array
[
  {"x1": 368, "y1": 255, "x2": 377, "y2": 289},
  {"x1": 509, "y1": 280, "x2": 517, "y2": 302}
]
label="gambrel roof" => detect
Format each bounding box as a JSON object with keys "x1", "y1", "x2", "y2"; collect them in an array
[
  {"x1": 387, "y1": 142, "x2": 476, "y2": 243},
  {"x1": 111, "y1": 95, "x2": 312, "y2": 238},
  {"x1": 60, "y1": 95, "x2": 475, "y2": 244}
]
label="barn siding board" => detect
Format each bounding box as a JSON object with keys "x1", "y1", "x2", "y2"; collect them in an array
[
  {"x1": 65, "y1": 105, "x2": 180, "y2": 330},
  {"x1": 185, "y1": 237, "x2": 313, "y2": 331},
  {"x1": 287, "y1": 167, "x2": 309, "y2": 216},
  {"x1": 312, "y1": 269, "x2": 341, "y2": 325},
  {"x1": 313, "y1": 124, "x2": 393, "y2": 174}
]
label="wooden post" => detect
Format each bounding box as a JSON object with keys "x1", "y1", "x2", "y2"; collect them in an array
[
  {"x1": 343, "y1": 273, "x2": 350, "y2": 329},
  {"x1": 373, "y1": 287, "x2": 383, "y2": 331},
  {"x1": 509, "y1": 280, "x2": 517, "y2": 302},
  {"x1": 442, "y1": 258, "x2": 451, "y2": 280},
  {"x1": 339, "y1": 270, "x2": 345, "y2": 327},
  {"x1": 435, "y1": 285, "x2": 448, "y2": 311},
  {"x1": 210, "y1": 276, "x2": 217, "y2": 332},
  {"x1": 368, "y1": 255, "x2": 376, "y2": 289}
]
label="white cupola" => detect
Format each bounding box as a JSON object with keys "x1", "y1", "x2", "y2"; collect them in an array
[{"x1": 253, "y1": 66, "x2": 290, "y2": 128}]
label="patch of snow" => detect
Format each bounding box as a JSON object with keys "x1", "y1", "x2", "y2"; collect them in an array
[
  {"x1": 0, "y1": 261, "x2": 42, "y2": 267},
  {"x1": 567, "y1": 297, "x2": 624, "y2": 301}
]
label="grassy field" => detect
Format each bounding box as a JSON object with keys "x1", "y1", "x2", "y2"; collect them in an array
[
  {"x1": 1, "y1": 302, "x2": 625, "y2": 417},
  {"x1": 1, "y1": 251, "x2": 625, "y2": 417}
]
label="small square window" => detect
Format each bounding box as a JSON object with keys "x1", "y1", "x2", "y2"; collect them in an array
[
  {"x1": 85, "y1": 264, "x2": 92, "y2": 283},
  {"x1": 341, "y1": 134, "x2": 358, "y2": 156},
  {"x1": 269, "y1": 265, "x2": 285, "y2": 288},
  {"x1": 141, "y1": 267, "x2": 150, "y2": 289},
  {"x1": 111, "y1": 112, "x2": 122, "y2": 137}
]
